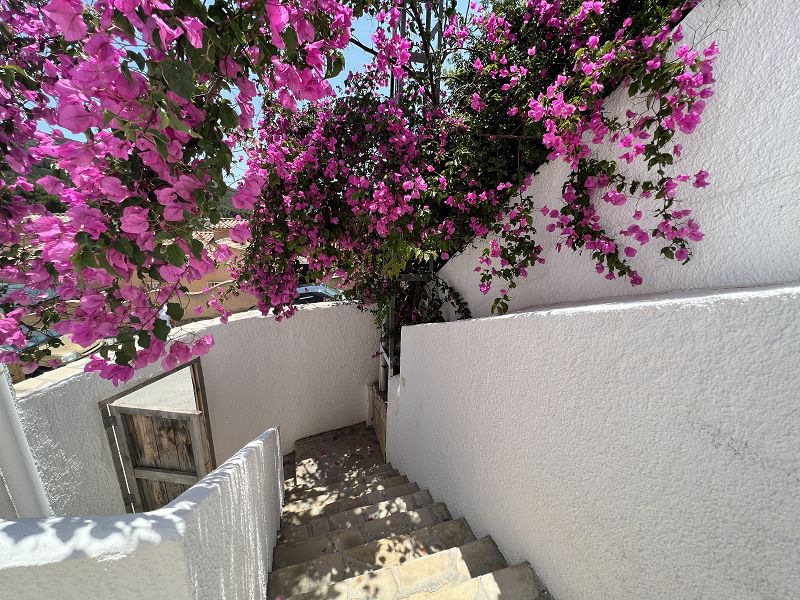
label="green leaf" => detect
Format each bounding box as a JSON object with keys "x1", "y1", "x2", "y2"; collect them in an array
[
  {"x1": 162, "y1": 60, "x2": 195, "y2": 99},
  {"x1": 190, "y1": 238, "x2": 205, "y2": 259},
  {"x1": 326, "y1": 52, "x2": 345, "y2": 79},
  {"x1": 152, "y1": 136, "x2": 169, "y2": 160},
  {"x1": 153, "y1": 318, "x2": 170, "y2": 341},
  {"x1": 218, "y1": 102, "x2": 238, "y2": 128},
  {"x1": 138, "y1": 331, "x2": 151, "y2": 349},
  {"x1": 282, "y1": 27, "x2": 298, "y2": 55},
  {"x1": 126, "y1": 50, "x2": 146, "y2": 70},
  {"x1": 166, "y1": 302, "x2": 184, "y2": 322},
  {"x1": 165, "y1": 243, "x2": 186, "y2": 266},
  {"x1": 112, "y1": 10, "x2": 135, "y2": 37}
]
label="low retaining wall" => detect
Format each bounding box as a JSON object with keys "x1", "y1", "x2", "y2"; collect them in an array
[
  {"x1": 388, "y1": 284, "x2": 800, "y2": 600},
  {"x1": 0, "y1": 427, "x2": 283, "y2": 600}
]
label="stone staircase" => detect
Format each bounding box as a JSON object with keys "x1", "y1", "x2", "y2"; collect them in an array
[{"x1": 268, "y1": 422, "x2": 551, "y2": 599}]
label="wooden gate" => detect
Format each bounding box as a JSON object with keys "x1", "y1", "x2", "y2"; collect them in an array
[
  {"x1": 109, "y1": 405, "x2": 214, "y2": 511},
  {"x1": 100, "y1": 359, "x2": 216, "y2": 512}
]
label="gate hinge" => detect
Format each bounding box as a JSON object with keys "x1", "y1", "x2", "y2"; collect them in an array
[{"x1": 102, "y1": 412, "x2": 117, "y2": 429}]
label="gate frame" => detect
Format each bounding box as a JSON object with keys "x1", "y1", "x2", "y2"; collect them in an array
[{"x1": 98, "y1": 358, "x2": 215, "y2": 513}]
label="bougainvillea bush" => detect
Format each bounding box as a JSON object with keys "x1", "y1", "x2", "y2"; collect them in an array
[
  {"x1": 0, "y1": 0, "x2": 351, "y2": 381},
  {"x1": 0, "y1": 0, "x2": 717, "y2": 382},
  {"x1": 235, "y1": 0, "x2": 717, "y2": 316}
]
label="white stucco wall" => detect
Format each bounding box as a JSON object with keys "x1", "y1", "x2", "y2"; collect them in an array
[
  {"x1": 198, "y1": 303, "x2": 379, "y2": 460},
  {"x1": 440, "y1": 0, "x2": 800, "y2": 318},
  {"x1": 0, "y1": 470, "x2": 16, "y2": 520},
  {"x1": 8, "y1": 303, "x2": 378, "y2": 516},
  {"x1": 0, "y1": 427, "x2": 282, "y2": 600},
  {"x1": 388, "y1": 284, "x2": 800, "y2": 600}
]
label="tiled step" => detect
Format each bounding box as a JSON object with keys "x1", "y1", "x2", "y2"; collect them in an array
[
  {"x1": 402, "y1": 563, "x2": 548, "y2": 600},
  {"x1": 278, "y1": 489, "x2": 435, "y2": 544},
  {"x1": 274, "y1": 502, "x2": 452, "y2": 568},
  {"x1": 293, "y1": 422, "x2": 371, "y2": 457},
  {"x1": 281, "y1": 481, "x2": 421, "y2": 527},
  {"x1": 295, "y1": 431, "x2": 380, "y2": 463},
  {"x1": 288, "y1": 459, "x2": 392, "y2": 490},
  {"x1": 283, "y1": 536, "x2": 507, "y2": 600},
  {"x1": 267, "y1": 518, "x2": 477, "y2": 600},
  {"x1": 282, "y1": 474, "x2": 408, "y2": 515},
  {"x1": 285, "y1": 461, "x2": 395, "y2": 491},
  {"x1": 294, "y1": 453, "x2": 386, "y2": 484},
  {"x1": 284, "y1": 468, "x2": 401, "y2": 503}
]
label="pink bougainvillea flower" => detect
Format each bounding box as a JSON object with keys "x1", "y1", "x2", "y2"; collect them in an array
[
  {"x1": 120, "y1": 206, "x2": 150, "y2": 235},
  {"x1": 42, "y1": 0, "x2": 87, "y2": 41},
  {"x1": 179, "y1": 16, "x2": 205, "y2": 48},
  {"x1": 267, "y1": 2, "x2": 290, "y2": 48},
  {"x1": 693, "y1": 170, "x2": 710, "y2": 188},
  {"x1": 219, "y1": 56, "x2": 241, "y2": 78},
  {"x1": 36, "y1": 175, "x2": 64, "y2": 195},
  {"x1": 100, "y1": 176, "x2": 132, "y2": 202},
  {"x1": 152, "y1": 15, "x2": 184, "y2": 47},
  {"x1": 57, "y1": 102, "x2": 95, "y2": 133},
  {"x1": 0, "y1": 318, "x2": 26, "y2": 348},
  {"x1": 191, "y1": 335, "x2": 214, "y2": 356},
  {"x1": 230, "y1": 222, "x2": 252, "y2": 243}
]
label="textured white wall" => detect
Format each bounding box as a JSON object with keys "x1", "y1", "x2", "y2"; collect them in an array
[
  {"x1": 197, "y1": 303, "x2": 379, "y2": 460},
  {"x1": 10, "y1": 303, "x2": 377, "y2": 516},
  {"x1": 388, "y1": 284, "x2": 800, "y2": 600},
  {"x1": 0, "y1": 470, "x2": 16, "y2": 519},
  {"x1": 440, "y1": 0, "x2": 800, "y2": 318},
  {"x1": 0, "y1": 427, "x2": 282, "y2": 600}
]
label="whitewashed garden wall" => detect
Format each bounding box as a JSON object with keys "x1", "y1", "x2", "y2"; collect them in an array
[
  {"x1": 439, "y1": 0, "x2": 800, "y2": 317},
  {"x1": 0, "y1": 428, "x2": 283, "y2": 600}
]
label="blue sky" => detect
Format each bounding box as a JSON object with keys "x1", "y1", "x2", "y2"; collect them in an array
[{"x1": 329, "y1": 14, "x2": 379, "y2": 92}]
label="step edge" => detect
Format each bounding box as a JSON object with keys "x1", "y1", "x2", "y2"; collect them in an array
[
  {"x1": 273, "y1": 502, "x2": 453, "y2": 566},
  {"x1": 277, "y1": 535, "x2": 508, "y2": 600}
]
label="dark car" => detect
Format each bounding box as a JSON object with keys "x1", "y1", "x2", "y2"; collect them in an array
[{"x1": 295, "y1": 285, "x2": 341, "y2": 304}]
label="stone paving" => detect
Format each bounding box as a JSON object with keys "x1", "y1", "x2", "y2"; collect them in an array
[{"x1": 269, "y1": 422, "x2": 550, "y2": 600}]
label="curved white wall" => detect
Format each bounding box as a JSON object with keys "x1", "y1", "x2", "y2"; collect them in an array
[
  {"x1": 8, "y1": 303, "x2": 378, "y2": 516},
  {"x1": 388, "y1": 284, "x2": 800, "y2": 600},
  {"x1": 197, "y1": 303, "x2": 379, "y2": 461},
  {"x1": 440, "y1": 0, "x2": 800, "y2": 317},
  {"x1": 0, "y1": 427, "x2": 283, "y2": 600}
]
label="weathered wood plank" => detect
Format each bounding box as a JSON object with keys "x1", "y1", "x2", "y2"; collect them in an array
[
  {"x1": 133, "y1": 467, "x2": 198, "y2": 485},
  {"x1": 175, "y1": 418, "x2": 195, "y2": 474},
  {"x1": 134, "y1": 413, "x2": 170, "y2": 508},
  {"x1": 131, "y1": 413, "x2": 160, "y2": 469},
  {"x1": 188, "y1": 413, "x2": 209, "y2": 479},
  {"x1": 107, "y1": 406, "x2": 143, "y2": 512},
  {"x1": 191, "y1": 361, "x2": 217, "y2": 469},
  {"x1": 163, "y1": 482, "x2": 189, "y2": 502},
  {"x1": 154, "y1": 416, "x2": 180, "y2": 472},
  {"x1": 112, "y1": 405, "x2": 201, "y2": 420}
]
